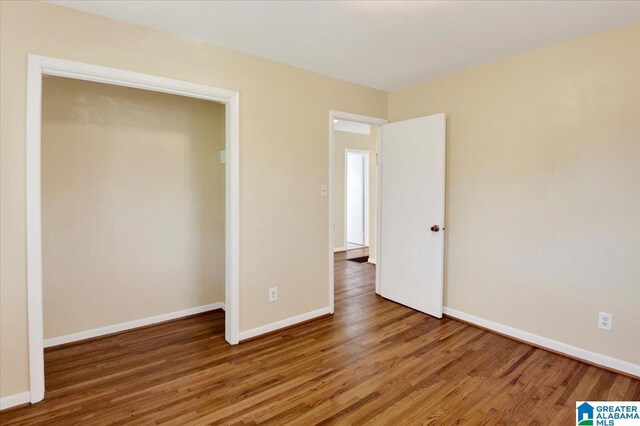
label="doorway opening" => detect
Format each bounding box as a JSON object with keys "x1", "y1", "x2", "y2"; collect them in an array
[
  {"x1": 328, "y1": 111, "x2": 387, "y2": 313},
  {"x1": 41, "y1": 75, "x2": 227, "y2": 345},
  {"x1": 345, "y1": 149, "x2": 369, "y2": 251},
  {"x1": 26, "y1": 55, "x2": 240, "y2": 403}
]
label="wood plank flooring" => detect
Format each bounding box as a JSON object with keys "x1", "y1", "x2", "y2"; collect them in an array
[{"x1": 2, "y1": 250, "x2": 638, "y2": 424}]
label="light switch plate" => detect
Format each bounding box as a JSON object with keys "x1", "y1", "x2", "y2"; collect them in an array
[{"x1": 321, "y1": 184, "x2": 328, "y2": 197}]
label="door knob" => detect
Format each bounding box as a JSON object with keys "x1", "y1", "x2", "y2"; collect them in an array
[{"x1": 430, "y1": 225, "x2": 440, "y2": 232}]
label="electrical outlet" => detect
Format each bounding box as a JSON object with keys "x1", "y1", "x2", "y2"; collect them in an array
[
  {"x1": 598, "y1": 312, "x2": 612, "y2": 331},
  {"x1": 269, "y1": 287, "x2": 278, "y2": 302}
]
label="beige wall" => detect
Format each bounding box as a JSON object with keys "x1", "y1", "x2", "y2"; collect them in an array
[
  {"x1": 41, "y1": 77, "x2": 225, "y2": 339},
  {"x1": 0, "y1": 1, "x2": 387, "y2": 397},
  {"x1": 3, "y1": 0, "x2": 636, "y2": 402},
  {"x1": 388, "y1": 23, "x2": 640, "y2": 365},
  {"x1": 333, "y1": 129, "x2": 377, "y2": 260}
]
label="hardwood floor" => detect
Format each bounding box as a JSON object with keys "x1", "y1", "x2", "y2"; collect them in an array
[{"x1": 2, "y1": 251, "x2": 638, "y2": 424}]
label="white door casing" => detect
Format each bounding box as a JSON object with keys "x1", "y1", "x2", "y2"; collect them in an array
[
  {"x1": 329, "y1": 111, "x2": 387, "y2": 314},
  {"x1": 25, "y1": 55, "x2": 241, "y2": 404}
]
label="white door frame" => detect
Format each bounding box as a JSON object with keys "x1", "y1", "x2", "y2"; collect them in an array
[
  {"x1": 328, "y1": 111, "x2": 387, "y2": 313},
  {"x1": 25, "y1": 54, "x2": 241, "y2": 404},
  {"x1": 344, "y1": 148, "x2": 369, "y2": 248}
]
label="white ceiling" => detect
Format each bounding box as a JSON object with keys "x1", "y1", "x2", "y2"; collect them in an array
[{"x1": 46, "y1": 1, "x2": 640, "y2": 91}]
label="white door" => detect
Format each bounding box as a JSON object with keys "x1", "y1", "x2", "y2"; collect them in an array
[
  {"x1": 378, "y1": 113, "x2": 446, "y2": 318},
  {"x1": 346, "y1": 151, "x2": 366, "y2": 246}
]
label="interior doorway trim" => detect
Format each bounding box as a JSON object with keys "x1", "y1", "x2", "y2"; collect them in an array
[
  {"x1": 328, "y1": 111, "x2": 387, "y2": 313},
  {"x1": 25, "y1": 54, "x2": 241, "y2": 404}
]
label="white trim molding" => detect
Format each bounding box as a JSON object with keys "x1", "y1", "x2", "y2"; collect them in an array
[
  {"x1": 329, "y1": 111, "x2": 387, "y2": 314},
  {"x1": 239, "y1": 306, "x2": 332, "y2": 341},
  {"x1": 367, "y1": 257, "x2": 376, "y2": 265},
  {"x1": 443, "y1": 307, "x2": 640, "y2": 378},
  {"x1": 0, "y1": 392, "x2": 31, "y2": 411},
  {"x1": 44, "y1": 303, "x2": 225, "y2": 348},
  {"x1": 374, "y1": 125, "x2": 382, "y2": 295},
  {"x1": 25, "y1": 54, "x2": 241, "y2": 404}
]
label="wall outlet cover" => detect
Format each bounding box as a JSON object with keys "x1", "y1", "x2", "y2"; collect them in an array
[
  {"x1": 269, "y1": 287, "x2": 278, "y2": 302},
  {"x1": 598, "y1": 311, "x2": 612, "y2": 331}
]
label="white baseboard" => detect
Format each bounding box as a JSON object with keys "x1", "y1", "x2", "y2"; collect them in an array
[
  {"x1": 334, "y1": 247, "x2": 346, "y2": 253},
  {"x1": 44, "y1": 302, "x2": 225, "y2": 348},
  {"x1": 239, "y1": 306, "x2": 332, "y2": 341},
  {"x1": 367, "y1": 257, "x2": 376, "y2": 264},
  {"x1": 443, "y1": 307, "x2": 640, "y2": 378},
  {"x1": 0, "y1": 391, "x2": 30, "y2": 411}
]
